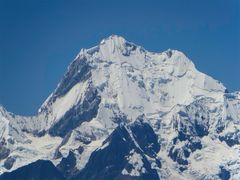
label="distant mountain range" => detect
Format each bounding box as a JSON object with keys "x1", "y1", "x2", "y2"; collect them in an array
[{"x1": 0, "y1": 35, "x2": 239, "y2": 180}]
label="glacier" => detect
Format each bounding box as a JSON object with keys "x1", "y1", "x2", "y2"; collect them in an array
[{"x1": 0, "y1": 35, "x2": 240, "y2": 180}]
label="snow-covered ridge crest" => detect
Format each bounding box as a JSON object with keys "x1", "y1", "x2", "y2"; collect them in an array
[
  {"x1": 40, "y1": 35, "x2": 226, "y2": 128},
  {"x1": 0, "y1": 35, "x2": 239, "y2": 179}
]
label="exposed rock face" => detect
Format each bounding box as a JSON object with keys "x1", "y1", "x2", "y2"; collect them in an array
[
  {"x1": 0, "y1": 160, "x2": 64, "y2": 180},
  {"x1": 0, "y1": 146, "x2": 10, "y2": 161},
  {"x1": 49, "y1": 87, "x2": 101, "y2": 137},
  {"x1": 73, "y1": 122, "x2": 160, "y2": 180},
  {"x1": 57, "y1": 151, "x2": 77, "y2": 178},
  {"x1": 3, "y1": 157, "x2": 15, "y2": 170}
]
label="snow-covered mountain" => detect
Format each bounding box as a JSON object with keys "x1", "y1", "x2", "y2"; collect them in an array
[{"x1": 0, "y1": 35, "x2": 240, "y2": 180}]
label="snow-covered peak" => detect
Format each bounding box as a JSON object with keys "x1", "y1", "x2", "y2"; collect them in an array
[
  {"x1": 1, "y1": 36, "x2": 238, "y2": 179},
  {"x1": 76, "y1": 35, "x2": 144, "y2": 61},
  {"x1": 100, "y1": 35, "x2": 127, "y2": 47},
  {"x1": 98, "y1": 35, "x2": 141, "y2": 59},
  {"x1": 39, "y1": 35, "x2": 226, "y2": 126}
]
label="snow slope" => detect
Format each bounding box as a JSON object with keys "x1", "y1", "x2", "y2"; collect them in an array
[{"x1": 0, "y1": 35, "x2": 239, "y2": 180}]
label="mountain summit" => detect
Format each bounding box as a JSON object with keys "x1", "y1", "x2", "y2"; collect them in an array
[{"x1": 0, "y1": 35, "x2": 239, "y2": 180}]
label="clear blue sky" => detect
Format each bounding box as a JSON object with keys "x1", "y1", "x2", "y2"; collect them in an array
[{"x1": 0, "y1": 0, "x2": 239, "y2": 115}]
